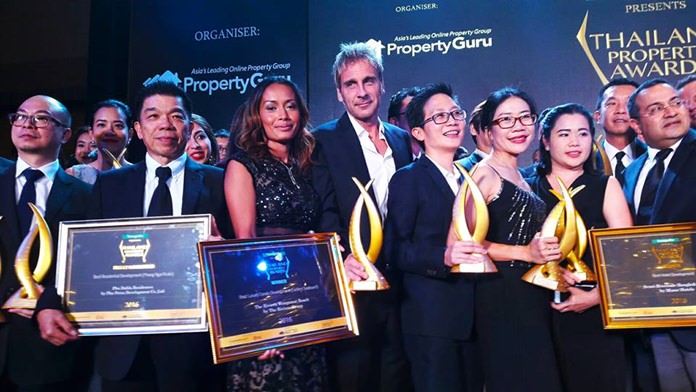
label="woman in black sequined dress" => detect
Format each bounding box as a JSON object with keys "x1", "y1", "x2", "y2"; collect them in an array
[
  {"x1": 465, "y1": 88, "x2": 563, "y2": 391},
  {"x1": 223, "y1": 76, "x2": 327, "y2": 391},
  {"x1": 527, "y1": 103, "x2": 632, "y2": 392}
]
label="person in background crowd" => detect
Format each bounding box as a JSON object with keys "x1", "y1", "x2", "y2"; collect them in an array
[
  {"x1": 36, "y1": 82, "x2": 230, "y2": 392},
  {"x1": 1, "y1": 95, "x2": 92, "y2": 391},
  {"x1": 464, "y1": 87, "x2": 563, "y2": 392},
  {"x1": 624, "y1": 79, "x2": 696, "y2": 392},
  {"x1": 214, "y1": 129, "x2": 230, "y2": 162},
  {"x1": 224, "y1": 75, "x2": 327, "y2": 391},
  {"x1": 457, "y1": 100, "x2": 489, "y2": 171},
  {"x1": 72, "y1": 125, "x2": 96, "y2": 165},
  {"x1": 676, "y1": 74, "x2": 696, "y2": 128},
  {"x1": 388, "y1": 87, "x2": 422, "y2": 158},
  {"x1": 312, "y1": 41, "x2": 413, "y2": 392},
  {"x1": 66, "y1": 99, "x2": 133, "y2": 184},
  {"x1": 528, "y1": 103, "x2": 632, "y2": 392},
  {"x1": 385, "y1": 83, "x2": 485, "y2": 392},
  {"x1": 186, "y1": 113, "x2": 219, "y2": 165},
  {"x1": 593, "y1": 78, "x2": 646, "y2": 183}
]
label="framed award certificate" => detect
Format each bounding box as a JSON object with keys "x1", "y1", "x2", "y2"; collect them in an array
[
  {"x1": 589, "y1": 223, "x2": 696, "y2": 329},
  {"x1": 198, "y1": 233, "x2": 359, "y2": 363},
  {"x1": 55, "y1": 214, "x2": 211, "y2": 336}
]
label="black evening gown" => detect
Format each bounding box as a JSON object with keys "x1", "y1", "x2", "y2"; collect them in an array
[
  {"x1": 226, "y1": 151, "x2": 328, "y2": 392},
  {"x1": 475, "y1": 171, "x2": 563, "y2": 392},
  {"x1": 528, "y1": 171, "x2": 627, "y2": 392}
]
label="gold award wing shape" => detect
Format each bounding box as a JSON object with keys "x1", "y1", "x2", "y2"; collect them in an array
[
  {"x1": 451, "y1": 163, "x2": 495, "y2": 273},
  {"x1": 522, "y1": 178, "x2": 577, "y2": 291},
  {"x1": 550, "y1": 186, "x2": 596, "y2": 283},
  {"x1": 348, "y1": 177, "x2": 389, "y2": 291},
  {"x1": 102, "y1": 148, "x2": 127, "y2": 169},
  {"x1": 3, "y1": 203, "x2": 53, "y2": 309},
  {"x1": 592, "y1": 135, "x2": 613, "y2": 176}
]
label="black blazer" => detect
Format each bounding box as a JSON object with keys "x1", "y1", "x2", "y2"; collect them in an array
[
  {"x1": 312, "y1": 112, "x2": 412, "y2": 264},
  {"x1": 456, "y1": 151, "x2": 484, "y2": 172},
  {"x1": 0, "y1": 157, "x2": 12, "y2": 169},
  {"x1": 623, "y1": 129, "x2": 696, "y2": 350},
  {"x1": 0, "y1": 163, "x2": 92, "y2": 386},
  {"x1": 87, "y1": 158, "x2": 230, "y2": 381},
  {"x1": 595, "y1": 138, "x2": 647, "y2": 177},
  {"x1": 384, "y1": 158, "x2": 474, "y2": 340}
]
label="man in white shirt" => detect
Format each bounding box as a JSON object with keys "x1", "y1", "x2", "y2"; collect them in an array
[{"x1": 312, "y1": 42, "x2": 413, "y2": 392}]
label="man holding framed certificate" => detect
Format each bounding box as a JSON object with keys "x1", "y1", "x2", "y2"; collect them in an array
[
  {"x1": 37, "y1": 82, "x2": 231, "y2": 392},
  {"x1": 623, "y1": 79, "x2": 696, "y2": 391}
]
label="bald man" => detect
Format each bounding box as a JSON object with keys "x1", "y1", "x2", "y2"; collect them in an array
[{"x1": 0, "y1": 95, "x2": 92, "y2": 391}]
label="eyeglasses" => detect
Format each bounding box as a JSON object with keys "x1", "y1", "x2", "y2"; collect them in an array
[
  {"x1": 8, "y1": 113, "x2": 67, "y2": 128},
  {"x1": 421, "y1": 109, "x2": 467, "y2": 127},
  {"x1": 491, "y1": 113, "x2": 537, "y2": 129},
  {"x1": 641, "y1": 98, "x2": 687, "y2": 117}
]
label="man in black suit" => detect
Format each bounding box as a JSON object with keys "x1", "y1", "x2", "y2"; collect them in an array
[
  {"x1": 388, "y1": 86, "x2": 421, "y2": 158},
  {"x1": 594, "y1": 78, "x2": 646, "y2": 182},
  {"x1": 623, "y1": 79, "x2": 696, "y2": 391},
  {"x1": 385, "y1": 83, "x2": 485, "y2": 392},
  {"x1": 37, "y1": 82, "x2": 229, "y2": 392},
  {"x1": 0, "y1": 157, "x2": 12, "y2": 168},
  {"x1": 457, "y1": 100, "x2": 489, "y2": 171},
  {"x1": 312, "y1": 42, "x2": 413, "y2": 392},
  {"x1": 0, "y1": 95, "x2": 92, "y2": 391}
]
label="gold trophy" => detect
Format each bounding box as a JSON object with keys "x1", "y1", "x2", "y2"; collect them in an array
[
  {"x1": 522, "y1": 178, "x2": 577, "y2": 291},
  {"x1": 103, "y1": 148, "x2": 128, "y2": 169},
  {"x1": 2, "y1": 203, "x2": 53, "y2": 309},
  {"x1": 451, "y1": 163, "x2": 495, "y2": 273},
  {"x1": 592, "y1": 135, "x2": 613, "y2": 176},
  {"x1": 348, "y1": 177, "x2": 389, "y2": 291}
]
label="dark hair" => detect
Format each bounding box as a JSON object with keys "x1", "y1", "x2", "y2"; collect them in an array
[
  {"x1": 595, "y1": 78, "x2": 639, "y2": 111},
  {"x1": 214, "y1": 129, "x2": 230, "y2": 138},
  {"x1": 132, "y1": 81, "x2": 192, "y2": 121},
  {"x1": 628, "y1": 78, "x2": 671, "y2": 119},
  {"x1": 191, "y1": 113, "x2": 219, "y2": 165},
  {"x1": 388, "y1": 87, "x2": 421, "y2": 120},
  {"x1": 468, "y1": 100, "x2": 486, "y2": 144},
  {"x1": 480, "y1": 87, "x2": 537, "y2": 131},
  {"x1": 88, "y1": 99, "x2": 132, "y2": 128},
  {"x1": 234, "y1": 76, "x2": 314, "y2": 173},
  {"x1": 536, "y1": 103, "x2": 597, "y2": 176},
  {"x1": 676, "y1": 74, "x2": 696, "y2": 90},
  {"x1": 405, "y1": 83, "x2": 458, "y2": 151},
  {"x1": 73, "y1": 124, "x2": 91, "y2": 140}
]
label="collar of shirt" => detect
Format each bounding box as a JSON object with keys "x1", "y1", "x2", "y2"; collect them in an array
[
  {"x1": 603, "y1": 140, "x2": 634, "y2": 162},
  {"x1": 426, "y1": 154, "x2": 461, "y2": 195},
  {"x1": 634, "y1": 138, "x2": 683, "y2": 210},
  {"x1": 14, "y1": 158, "x2": 60, "y2": 209},
  {"x1": 144, "y1": 152, "x2": 187, "y2": 216},
  {"x1": 645, "y1": 137, "x2": 682, "y2": 167},
  {"x1": 15, "y1": 157, "x2": 60, "y2": 182},
  {"x1": 347, "y1": 112, "x2": 387, "y2": 142},
  {"x1": 473, "y1": 148, "x2": 489, "y2": 159}
]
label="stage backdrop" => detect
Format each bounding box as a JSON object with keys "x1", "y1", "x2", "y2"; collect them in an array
[{"x1": 129, "y1": 0, "x2": 694, "y2": 163}]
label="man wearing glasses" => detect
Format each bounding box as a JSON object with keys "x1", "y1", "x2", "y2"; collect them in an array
[
  {"x1": 623, "y1": 79, "x2": 696, "y2": 391},
  {"x1": 312, "y1": 42, "x2": 413, "y2": 392},
  {"x1": 0, "y1": 95, "x2": 92, "y2": 390}
]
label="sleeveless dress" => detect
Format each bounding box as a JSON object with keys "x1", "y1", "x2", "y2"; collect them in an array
[
  {"x1": 475, "y1": 168, "x2": 563, "y2": 392},
  {"x1": 528, "y1": 172, "x2": 626, "y2": 392},
  {"x1": 226, "y1": 151, "x2": 328, "y2": 392}
]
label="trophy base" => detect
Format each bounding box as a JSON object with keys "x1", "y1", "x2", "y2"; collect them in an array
[
  {"x1": 451, "y1": 259, "x2": 498, "y2": 274},
  {"x1": 350, "y1": 279, "x2": 390, "y2": 291},
  {"x1": 2, "y1": 286, "x2": 43, "y2": 310},
  {"x1": 522, "y1": 265, "x2": 567, "y2": 292}
]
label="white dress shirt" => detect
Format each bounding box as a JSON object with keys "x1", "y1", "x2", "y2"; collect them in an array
[
  {"x1": 603, "y1": 141, "x2": 634, "y2": 175},
  {"x1": 633, "y1": 138, "x2": 682, "y2": 210},
  {"x1": 347, "y1": 113, "x2": 397, "y2": 219},
  {"x1": 15, "y1": 158, "x2": 61, "y2": 215},
  {"x1": 143, "y1": 153, "x2": 187, "y2": 216},
  {"x1": 426, "y1": 155, "x2": 461, "y2": 195}
]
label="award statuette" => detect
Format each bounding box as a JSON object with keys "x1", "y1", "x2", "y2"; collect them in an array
[
  {"x1": 2, "y1": 203, "x2": 52, "y2": 309},
  {"x1": 451, "y1": 163, "x2": 495, "y2": 273},
  {"x1": 522, "y1": 178, "x2": 577, "y2": 291},
  {"x1": 592, "y1": 135, "x2": 613, "y2": 176},
  {"x1": 348, "y1": 177, "x2": 389, "y2": 291},
  {"x1": 102, "y1": 148, "x2": 127, "y2": 169}
]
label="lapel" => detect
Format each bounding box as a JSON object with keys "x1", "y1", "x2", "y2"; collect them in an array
[
  {"x1": 420, "y1": 156, "x2": 456, "y2": 205},
  {"x1": 651, "y1": 130, "x2": 696, "y2": 223},
  {"x1": 336, "y1": 113, "x2": 378, "y2": 205},
  {"x1": 0, "y1": 163, "x2": 21, "y2": 243},
  {"x1": 44, "y1": 169, "x2": 72, "y2": 225},
  {"x1": 623, "y1": 153, "x2": 647, "y2": 217},
  {"x1": 383, "y1": 123, "x2": 411, "y2": 170},
  {"x1": 182, "y1": 159, "x2": 204, "y2": 215},
  {"x1": 120, "y1": 162, "x2": 147, "y2": 218}
]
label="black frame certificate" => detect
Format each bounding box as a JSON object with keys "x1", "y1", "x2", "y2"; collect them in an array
[
  {"x1": 589, "y1": 223, "x2": 696, "y2": 329},
  {"x1": 56, "y1": 215, "x2": 210, "y2": 336},
  {"x1": 198, "y1": 233, "x2": 359, "y2": 363}
]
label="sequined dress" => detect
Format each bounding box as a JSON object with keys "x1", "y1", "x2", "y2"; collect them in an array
[
  {"x1": 227, "y1": 151, "x2": 327, "y2": 392},
  {"x1": 528, "y1": 172, "x2": 626, "y2": 392},
  {"x1": 474, "y1": 172, "x2": 563, "y2": 392}
]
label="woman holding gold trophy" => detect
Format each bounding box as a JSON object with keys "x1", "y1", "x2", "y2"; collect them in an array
[
  {"x1": 461, "y1": 87, "x2": 563, "y2": 392},
  {"x1": 527, "y1": 103, "x2": 632, "y2": 392}
]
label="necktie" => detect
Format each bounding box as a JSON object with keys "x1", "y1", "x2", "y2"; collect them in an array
[
  {"x1": 148, "y1": 167, "x2": 173, "y2": 216},
  {"x1": 614, "y1": 151, "x2": 626, "y2": 184},
  {"x1": 636, "y1": 148, "x2": 672, "y2": 225},
  {"x1": 18, "y1": 169, "x2": 44, "y2": 236}
]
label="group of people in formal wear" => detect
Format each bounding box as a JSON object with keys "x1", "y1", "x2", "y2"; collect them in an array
[{"x1": 1, "y1": 41, "x2": 696, "y2": 392}]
